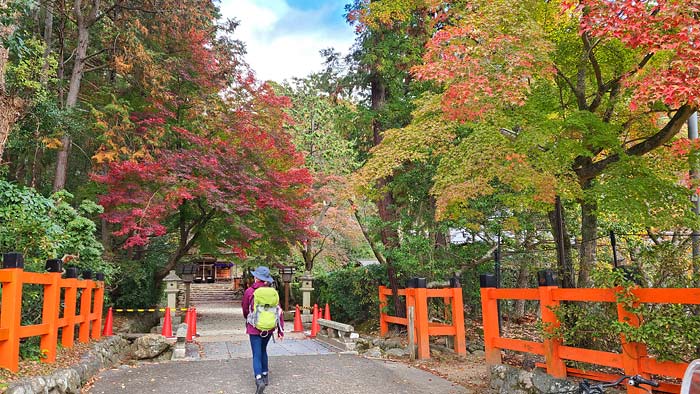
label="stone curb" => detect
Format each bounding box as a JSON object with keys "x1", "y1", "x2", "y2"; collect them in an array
[
  {"x1": 489, "y1": 364, "x2": 625, "y2": 394},
  {"x1": 5, "y1": 335, "x2": 130, "y2": 394}
]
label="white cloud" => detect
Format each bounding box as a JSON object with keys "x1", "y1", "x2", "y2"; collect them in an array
[{"x1": 219, "y1": 0, "x2": 356, "y2": 83}]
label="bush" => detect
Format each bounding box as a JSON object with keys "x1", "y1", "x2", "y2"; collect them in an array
[
  {"x1": 0, "y1": 181, "x2": 114, "y2": 359},
  {"x1": 313, "y1": 264, "x2": 388, "y2": 326},
  {"x1": 110, "y1": 236, "x2": 172, "y2": 308},
  {"x1": 0, "y1": 181, "x2": 113, "y2": 276}
]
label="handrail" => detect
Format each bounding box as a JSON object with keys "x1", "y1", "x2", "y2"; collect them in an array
[{"x1": 0, "y1": 267, "x2": 105, "y2": 372}]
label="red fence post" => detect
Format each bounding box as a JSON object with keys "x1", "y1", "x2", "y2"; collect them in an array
[
  {"x1": 405, "y1": 288, "x2": 416, "y2": 347},
  {"x1": 379, "y1": 286, "x2": 389, "y2": 336},
  {"x1": 414, "y1": 287, "x2": 430, "y2": 359},
  {"x1": 451, "y1": 287, "x2": 467, "y2": 356},
  {"x1": 40, "y1": 271, "x2": 62, "y2": 363},
  {"x1": 0, "y1": 268, "x2": 24, "y2": 372},
  {"x1": 616, "y1": 287, "x2": 649, "y2": 394},
  {"x1": 78, "y1": 281, "x2": 93, "y2": 343},
  {"x1": 62, "y1": 277, "x2": 78, "y2": 348},
  {"x1": 538, "y1": 270, "x2": 566, "y2": 379},
  {"x1": 91, "y1": 280, "x2": 104, "y2": 339},
  {"x1": 480, "y1": 274, "x2": 502, "y2": 365}
]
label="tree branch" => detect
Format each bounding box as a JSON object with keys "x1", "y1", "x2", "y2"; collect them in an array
[
  {"x1": 350, "y1": 200, "x2": 387, "y2": 266},
  {"x1": 456, "y1": 244, "x2": 498, "y2": 276},
  {"x1": 576, "y1": 105, "x2": 696, "y2": 181},
  {"x1": 554, "y1": 65, "x2": 576, "y2": 95},
  {"x1": 584, "y1": 32, "x2": 605, "y2": 112}
]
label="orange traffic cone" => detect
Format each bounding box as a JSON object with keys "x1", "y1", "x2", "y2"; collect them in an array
[
  {"x1": 184, "y1": 308, "x2": 193, "y2": 342},
  {"x1": 102, "y1": 307, "x2": 113, "y2": 336},
  {"x1": 310, "y1": 304, "x2": 319, "y2": 338},
  {"x1": 191, "y1": 307, "x2": 198, "y2": 337},
  {"x1": 319, "y1": 307, "x2": 324, "y2": 319},
  {"x1": 162, "y1": 307, "x2": 173, "y2": 337},
  {"x1": 293, "y1": 305, "x2": 303, "y2": 332},
  {"x1": 324, "y1": 303, "x2": 331, "y2": 321}
]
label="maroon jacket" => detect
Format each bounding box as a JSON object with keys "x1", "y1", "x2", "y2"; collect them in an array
[{"x1": 242, "y1": 281, "x2": 284, "y2": 336}]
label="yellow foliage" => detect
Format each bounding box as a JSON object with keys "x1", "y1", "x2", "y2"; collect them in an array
[
  {"x1": 92, "y1": 150, "x2": 118, "y2": 163},
  {"x1": 114, "y1": 56, "x2": 133, "y2": 74},
  {"x1": 42, "y1": 137, "x2": 63, "y2": 149},
  {"x1": 351, "y1": 93, "x2": 457, "y2": 192}
]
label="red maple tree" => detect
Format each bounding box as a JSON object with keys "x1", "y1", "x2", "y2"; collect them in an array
[{"x1": 92, "y1": 9, "x2": 313, "y2": 280}]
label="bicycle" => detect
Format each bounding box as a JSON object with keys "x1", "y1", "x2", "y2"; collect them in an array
[
  {"x1": 682, "y1": 359, "x2": 700, "y2": 394},
  {"x1": 578, "y1": 374, "x2": 659, "y2": 394}
]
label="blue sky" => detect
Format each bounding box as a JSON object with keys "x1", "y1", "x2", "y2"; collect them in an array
[{"x1": 219, "y1": 0, "x2": 356, "y2": 82}]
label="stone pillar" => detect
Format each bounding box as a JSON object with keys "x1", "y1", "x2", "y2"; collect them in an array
[
  {"x1": 300, "y1": 271, "x2": 314, "y2": 323},
  {"x1": 163, "y1": 270, "x2": 182, "y2": 310}
]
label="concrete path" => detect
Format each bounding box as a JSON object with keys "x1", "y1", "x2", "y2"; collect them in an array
[
  {"x1": 194, "y1": 301, "x2": 334, "y2": 359},
  {"x1": 86, "y1": 299, "x2": 469, "y2": 394},
  {"x1": 87, "y1": 355, "x2": 468, "y2": 394}
]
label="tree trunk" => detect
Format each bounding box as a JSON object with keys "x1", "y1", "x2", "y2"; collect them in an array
[
  {"x1": 0, "y1": 0, "x2": 25, "y2": 161},
  {"x1": 298, "y1": 202, "x2": 331, "y2": 272},
  {"x1": 153, "y1": 206, "x2": 214, "y2": 285},
  {"x1": 41, "y1": 2, "x2": 54, "y2": 86},
  {"x1": 578, "y1": 197, "x2": 598, "y2": 287},
  {"x1": 0, "y1": 96, "x2": 24, "y2": 161},
  {"x1": 301, "y1": 244, "x2": 313, "y2": 271},
  {"x1": 548, "y1": 197, "x2": 575, "y2": 288},
  {"x1": 371, "y1": 73, "x2": 404, "y2": 318},
  {"x1": 57, "y1": 1, "x2": 66, "y2": 107},
  {"x1": 100, "y1": 218, "x2": 110, "y2": 249},
  {"x1": 54, "y1": 0, "x2": 99, "y2": 191},
  {"x1": 0, "y1": 0, "x2": 10, "y2": 94},
  {"x1": 513, "y1": 258, "x2": 530, "y2": 319}
]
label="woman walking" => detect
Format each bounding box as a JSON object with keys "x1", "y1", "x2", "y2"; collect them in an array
[{"x1": 242, "y1": 266, "x2": 284, "y2": 394}]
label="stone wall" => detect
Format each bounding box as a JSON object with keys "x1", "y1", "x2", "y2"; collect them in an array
[
  {"x1": 490, "y1": 364, "x2": 577, "y2": 393},
  {"x1": 6, "y1": 335, "x2": 130, "y2": 394},
  {"x1": 114, "y1": 310, "x2": 160, "y2": 333},
  {"x1": 489, "y1": 364, "x2": 625, "y2": 394}
]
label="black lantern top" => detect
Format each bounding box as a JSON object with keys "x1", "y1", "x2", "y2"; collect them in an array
[{"x1": 279, "y1": 265, "x2": 296, "y2": 283}]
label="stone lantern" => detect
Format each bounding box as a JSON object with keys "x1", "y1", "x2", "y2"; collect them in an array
[
  {"x1": 299, "y1": 270, "x2": 314, "y2": 323},
  {"x1": 179, "y1": 264, "x2": 196, "y2": 308},
  {"x1": 163, "y1": 270, "x2": 182, "y2": 310}
]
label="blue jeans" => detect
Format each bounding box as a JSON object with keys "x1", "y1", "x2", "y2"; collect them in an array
[{"x1": 249, "y1": 334, "x2": 271, "y2": 378}]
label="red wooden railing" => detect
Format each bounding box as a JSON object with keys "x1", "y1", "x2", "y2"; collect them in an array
[
  {"x1": 481, "y1": 277, "x2": 700, "y2": 393},
  {"x1": 379, "y1": 285, "x2": 466, "y2": 359},
  {"x1": 0, "y1": 267, "x2": 105, "y2": 372}
]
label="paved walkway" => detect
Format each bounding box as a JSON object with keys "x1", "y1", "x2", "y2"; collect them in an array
[
  {"x1": 86, "y1": 300, "x2": 469, "y2": 394},
  {"x1": 194, "y1": 302, "x2": 334, "y2": 359}
]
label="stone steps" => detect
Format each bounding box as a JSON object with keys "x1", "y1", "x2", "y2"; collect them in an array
[{"x1": 188, "y1": 283, "x2": 240, "y2": 303}]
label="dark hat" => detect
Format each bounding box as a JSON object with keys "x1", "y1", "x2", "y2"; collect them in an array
[{"x1": 251, "y1": 266, "x2": 273, "y2": 283}]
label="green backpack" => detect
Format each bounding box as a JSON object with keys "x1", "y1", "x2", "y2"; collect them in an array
[{"x1": 247, "y1": 286, "x2": 280, "y2": 332}]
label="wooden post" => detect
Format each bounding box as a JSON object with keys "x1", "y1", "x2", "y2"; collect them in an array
[
  {"x1": 451, "y1": 287, "x2": 467, "y2": 355},
  {"x1": 78, "y1": 282, "x2": 93, "y2": 342},
  {"x1": 40, "y1": 272, "x2": 61, "y2": 363},
  {"x1": 91, "y1": 281, "x2": 104, "y2": 339},
  {"x1": 539, "y1": 284, "x2": 566, "y2": 379},
  {"x1": 408, "y1": 305, "x2": 415, "y2": 361},
  {"x1": 0, "y1": 268, "x2": 24, "y2": 372},
  {"x1": 480, "y1": 287, "x2": 502, "y2": 364},
  {"x1": 444, "y1": 296, "x2": 451, "y2": 322},
  {"x1": 62, "y1": 278, "x2": 78, "y2": 348},
  {"x1": 414, "y1": 287, "x2": 430, "y2": 359},
  {"x1": 379, "y1": 286, "x2": 389, "y2": 336},
  {"x1": 480, "y1": 273, "x2": 502, "y2": 365},
  {"x1": 616, "y1": 288, "x2": 649, "y2": 394}
]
